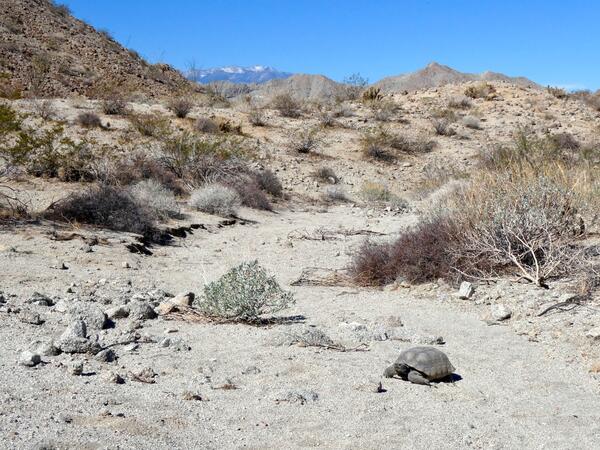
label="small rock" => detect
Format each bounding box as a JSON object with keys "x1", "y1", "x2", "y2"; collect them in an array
[
  {"x1": 27, "y1": 292, "x2": 54, "y2": 307},
  {"x1": 19, "y1": 351, "x2": 41, "y2": 367},
  {"x1": 122, "y1": 261, "x2": 131, "y2": 269},
  {"x1": 96, "y1": 348, "x2": 117, "y2": 363},
  {"x1": 81, "y1": 245, "x2": 93, "y2": 253},
  {"x1": 171, "y1": 292, "x2": 195, "y2": 307},
  {"x1": 354, "y1": 379, "x2": 385, "y2": 393},
  {"x1": 491, "y1": 304, "x2": 512, "y2": 321},
  {"x1": 242, "y1": 366, "x2": 261, "y2": 375},
  {"x1": 279, "y1": 389, "x2": 319, "y2": 405},
  {"x1": 128, "y1": 301, "x2": 157, "y2": 321},
  {"x1": 55, "y1": 260, "x2": 68, "y2": 270},
  {"x1": 32, "y1": 339, "x2": 61, "y2": 356},
  {"x1": 70, "y1": 361, "x2": 84, "y2": 376},
  {"x1": 182, "y1": 391, "x2": 203, "y2": 401},
  {"x1": 53, "y1": 300, "x2": 69, "y2": 313},
  {"x1": 458, "y1": 281, "x2": 475, "y2": 300},
  {"x1": 586, "y1": 327, "x2": 600, "y2": 340},
  {"x1": 103, "y1": 371, "x2": 125, "y2": 384},
  {"x1": 19, "y1": 311, "x2": 44, "y2": 325},
  {"x1": 57, "y1": 320, "x2": 100, "y2": 354},
  {"x1": 105, "y1": 305, "x2": 130, "y2": 320}
]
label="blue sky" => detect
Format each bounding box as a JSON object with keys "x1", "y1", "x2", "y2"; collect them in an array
[{"x1": 62, "y1": 0, "x2": 599, "y2": 89}]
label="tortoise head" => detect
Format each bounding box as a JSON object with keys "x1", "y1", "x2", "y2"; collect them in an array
[{"x1": 383, "y1": 363, "x2": 410, "y2": 379}]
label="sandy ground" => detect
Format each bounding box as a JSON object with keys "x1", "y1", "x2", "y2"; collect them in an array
[{"x1": 1, "y1": 203, "x2": 599, "y2": 450}]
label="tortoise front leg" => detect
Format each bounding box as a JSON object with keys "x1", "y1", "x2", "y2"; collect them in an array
[{"x1": 407, "y1": 370, "x2": 430, "y2": 386}]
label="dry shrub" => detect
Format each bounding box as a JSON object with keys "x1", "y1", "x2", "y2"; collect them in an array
[
  {"x1": 129, "y1": 113, "x2": 171, "y2": 137},
  {"x1": 360, "y1": 130, "x2": 396, "y2": 162},
  {"x1": 218, "y1": 119, "x2": 242, "y2": 135},
  {"x1": 464, "y1": 82, "x2": 496, "y2": 99},
  {"x1": 44, "y1": 184, "x2": 155, "y2": 235},
  {"x1": 570, "y1": 90, "x2": 600, "y2": 111},
  {"x1": 77, "y1": 112, "x2": 102, "y2": 128},
  {"x1": 462, "y1": 115, "x2": 482, "y2": 130},
  {"x1": 271, "y1": 93, "x2": 302, "y2": 118},
  {"x1": 168, "y1": 98, "x2": 193, "y2": 118},
  {"x1": 312, "y1": 166, "x2": 339, "y2": 184},
  {"x1": 447, "y1": 96, "x2": 472, "y2": 109},
  {"x1": 253, "y1": 169, "x2": 283, "y2": 197},
  {"x1": 349, "y1": 218, "x2": 454, "y2": 286},
  {"x1": 109, "y1": 152, "x2": 184, "y2": 195},
  {"x1": 431, "y1": 118, "x2": 456, "y2": 136},
  {"x1": 129, "y1": 179, "x2": 179, "y2": 220},
  {"x1": 189, "y1": 183, "x2": 241, "y2": 216},
  {"x1": 248, "y1": 108, "x2": 266, "y2": 126},
  {"x1": 388, "y1": 133, "x2": 436, "y2": 155},
  {"x1": 288, "y1": 128, "x2": 320, "y2": 154},
  {"x1": 547, "y1": 86, "x2": 568, "y2": 99},
  {"x1": 372, "y1": 100, "x2": 399, "y2": 122},
  {"x1": 195, "y1": 117, "x2": 219, "y2": 134},
  {"x1": 225, "y1": 177, "x2": 272, "y2": 211},
  {"x1": 101, "y1": 94, "x2": 128, "y2": 115},
  {"x1": 362, "y1": 86, "x2": 383, "y2": 102},
  {"x1": 548, "y1": 132, "x2": 580, "y2": 151},
  {"x1": 33, "y1": 99, "x2": 56, "y2": 120}
]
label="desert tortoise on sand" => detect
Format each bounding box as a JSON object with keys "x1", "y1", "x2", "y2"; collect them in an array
[{"x1": 383, "y1": 346, "x2": 455, "y2": 385}]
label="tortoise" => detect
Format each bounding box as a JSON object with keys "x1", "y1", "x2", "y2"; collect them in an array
[{"x1": 383, "y1": 346, "x2": 455, "y2": 385}]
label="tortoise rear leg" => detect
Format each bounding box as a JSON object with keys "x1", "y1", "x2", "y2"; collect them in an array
[{"x1": 407, "y1": 370, "x2": 430, "y2": 386}]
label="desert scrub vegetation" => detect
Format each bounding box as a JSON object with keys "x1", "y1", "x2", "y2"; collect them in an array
[
  {"x1": 271, "y1": 93, "x2": 302, "y2": 118},
  {"x1": 312, "y1": 166, "x2": 339, "y2": 184},
  {"x1": 195, "y1": 117, "x2": 219, "y2": 134},
  {"x1": 547, "y1": 86, "x2": 568, "y2": 99},
  {"x1": 447, "y1": 95, "x2": 472, "y2": 109},
  {"x1": 189, "y1": 184, "x2": 241, "y2": 216},
  {"x1": 0, "y1": 123, "x2": 100, "y2": 181},
  {"x1": 464, "y1": 82, "x2": 496, "y2": 99},
  {"x1": 462, "y1": 115, "x2": 482, "y2": 130},
  {"x1": 371, "y1": 100, "x2": 400, "y2": 122},
  {"x1": 129, "y1": 112, "x2": 171, "y2": 138},
  {"x1": 569, "y1": 90, "x2": 600, "y2": 111},
  {"x1": 361, "y1": 129, "x2": 435, "y2": 162},
  {"x1": 431, "y1": 118, "x2": 456, "y2": 136},
  {"x1": 130, "y1": 179, "x2": 180, "y2": 220},
  {"x1": 167, "y1": 98, "x2": 194, "y2": 118},
  {"x1": 288, "y1": 128, "x2": 320, "y2": 154},
  {"x1": 44, "y1": 184, "x2": 155, "y2": 235},
  {"x1": 76, "y1": 112, "x2": 102, "y2": 128},
  {"x1": 198, "y1": 260, "x2": 295, "y2": 322},
  {"x1": 248, "y1": 108, "x2": 267, "y2": 126},
  {"x1": 351, "y1": 130, "x2": 599, "y2": 287},
  {"x1": 100, "y1": 92, "x2": 128, "y2": 115},
  {"x1": 360, "y1": 182, "x2": 408, "y2": 210},
  {"x1": 362, "y1": 86, "x2": 383, "y2": 102},
  {"x1": 108, "y1": 152, "x2": 185, "y2": 195}
]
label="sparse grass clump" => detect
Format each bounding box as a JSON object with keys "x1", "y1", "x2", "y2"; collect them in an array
[
  {"x1": 77, "y1": 112, "x2": 102, "y2": 128},
  {"x1": 272, "y1": 93, "x2": 302, "y2": 118},
  {"x1": 431, "y1": 118, "x2": 456, "y2": 136},
  {"x1": 447, "y1": 95, "x2": 472, "y2": 109},
  {"x1": 44, "y1": 184, "x2": 155, "y2": 235},
  {"x1": 198, "y1": 260, "x2": 295, "y2": 322},
  {"x1": 189, "y1": 183, "x2": 241, "y2": 216},
  {"x1": 168, "y1": 98, "x2": 194, "y2": 118},
  {"x1": 130, "y1": 179, "x2": 179, "y2": 220}
]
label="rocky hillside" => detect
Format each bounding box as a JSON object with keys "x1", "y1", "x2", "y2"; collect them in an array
[
  {"x1": 0, "y1": 0, "x2": 194, "y2": 98},
  {"x1": 375, "y1": 62, "x2": 538, "y2": 93}
]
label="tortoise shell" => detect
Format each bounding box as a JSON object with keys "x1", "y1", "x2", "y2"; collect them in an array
[{"x1": 398, "y1": 346, "x2": 455, "y2": 380}]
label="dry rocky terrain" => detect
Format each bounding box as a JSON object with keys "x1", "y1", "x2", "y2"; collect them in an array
[{"x1": 1, "y1": 1, "x2": 600, "y2": 449}]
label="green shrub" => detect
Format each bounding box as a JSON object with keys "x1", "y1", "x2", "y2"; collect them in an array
[
  {"x1": 0, "y1": 104, "x2": 22, "y2": 135},
  {"x1": 199, "y1": 260, "x2": 295, "y2": 322},
  {"x1": 129, "y1": 113, "x2": 171, "y2": 137}
]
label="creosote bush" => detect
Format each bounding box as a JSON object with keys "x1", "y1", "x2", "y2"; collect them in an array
[
  {"x1": 195, "y1": 117, "x2": 219, "y2": 134},
  {"x1": 464, "y1": 82, "x2": 496, "y2": 99},
  {"x1": 288, "y1": 128, "x2": 320, "y2": 154},
  {"x1": 198, "y1": 260, "x2": 295, "y2": 322},
  {"x1": 189, "y1": 183, "x2": 241, "y2": 217}
]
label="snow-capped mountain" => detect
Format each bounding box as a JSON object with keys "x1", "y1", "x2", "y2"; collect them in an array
[{"x1": 187, "y1": 65, "x2": 293, "y2": 84}]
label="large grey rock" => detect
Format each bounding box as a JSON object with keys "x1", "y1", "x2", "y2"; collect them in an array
[
  {"x1": 68, "y1": 302, "x2": 107, "y2": 330},
  {"x1": 105, "y1": 305, "x2": 130, "y2": 320},
  {"x1": 57, "y1": 320, "x2": 100, "y2": 354},
  {"x1": 31, "y1": 339, "x2": 61, "y2": 356}
]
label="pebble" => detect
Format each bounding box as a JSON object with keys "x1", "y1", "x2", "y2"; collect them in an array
[
  {"x1": 122, "y1": 261, "x2": 131, "y2": 269},
  {"x1": 105, "y1": 305, "x2": 130, "y2": 320},
  {"x1": 491, "y1": 304, "x2": 512, "y2": 321},
  {"x1": 19, "y1": 351, "x2": 41, "y2": 367},
  {"x1": 103, "y1": 371, "x2": 125, "y2": 384},
  {"x1": 458, "y1": 281, "x2": 475, "y2": 299},
  {"x1": 70, "y1": 361, "x2": 84, "y2": 376},
  {"x1": 354, "y1": 379, "x2": 385, "y2": 393},
  {"x1": 96, "y1": 348, "x2": 117, "y2": 363},
  {"x1": 27, "y1": 292, "x2": 54, "y2": 307}
]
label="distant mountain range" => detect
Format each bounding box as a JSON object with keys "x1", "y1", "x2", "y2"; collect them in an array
[
  {"x1": 187, "y1": 65, "x2": 292, "y2": 84},
  {"x1": 189, "y1": 63, "x2": 539, "y2": 102}
]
